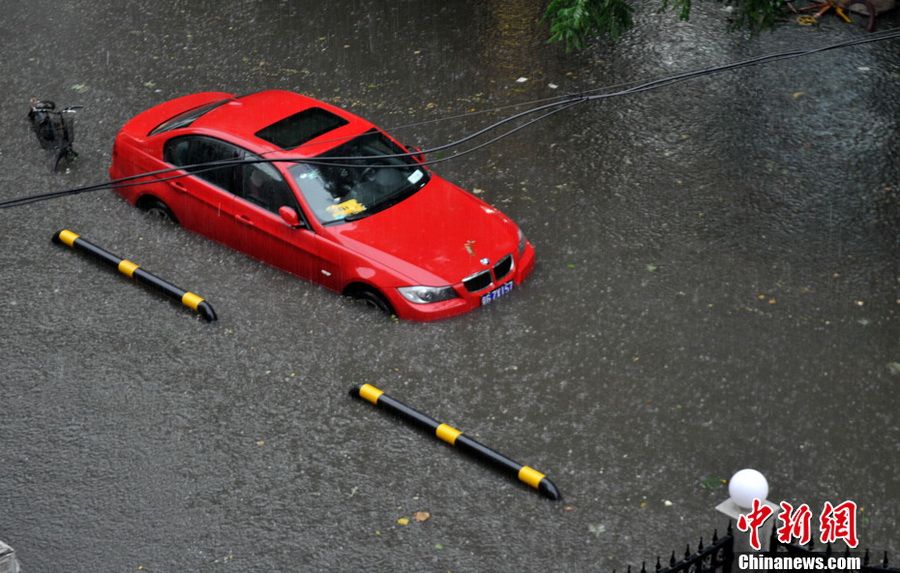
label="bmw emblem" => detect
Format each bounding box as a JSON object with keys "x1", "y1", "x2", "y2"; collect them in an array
[{"x1": 480, "y1": 257, "x2": 490, "y2": 266}]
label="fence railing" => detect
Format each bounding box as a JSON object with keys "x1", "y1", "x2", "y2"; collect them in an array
[
  {"x1": 768, "y1": 528, "x2": 899, "y2": 573},
  {"x1": 616, "y1": 523, "x2": 734, "y2": 573},
  {"x1": 616, "y1": 522, "x2": 899, "y2": 573}
]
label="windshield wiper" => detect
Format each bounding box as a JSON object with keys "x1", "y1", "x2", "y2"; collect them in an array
[
  {"x1": 347, "y1": 184, "x2": 421, "y2": 222},
  {"x1": 343, "y1": 211, "x2": 372, "y2": 222}
]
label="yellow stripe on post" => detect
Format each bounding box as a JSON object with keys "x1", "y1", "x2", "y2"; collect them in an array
[
  {"x1": 435, "y1": 423, "x2": 462, "y2": 445},
  {"x1": 181, "y1": 291, "x2": 204, "y2": 310},
  {"x1": 359, "y1": 384, "x2": 384, "y2": 405},
  {"x1": 118, "y1": 259, "x2": 139, "y2": 278},
  {"x1": 58, "y1": 229, "x2": 80, "y2": 248},
  {"x1": 518, "y1": 466, "x2": 546, "y2": 489}
]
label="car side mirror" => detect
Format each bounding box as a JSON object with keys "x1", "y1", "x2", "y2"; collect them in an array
[
  {"x1": 278, "y1": 205, "x2": 304, "y2": 228},
  {"x1": 406, "y1": 144, "x2": 425, "y2": 164}
]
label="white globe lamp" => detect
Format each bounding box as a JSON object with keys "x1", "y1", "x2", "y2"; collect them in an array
[{"x1": 728, "y1": 469, "x2": 769, "y2": 509}]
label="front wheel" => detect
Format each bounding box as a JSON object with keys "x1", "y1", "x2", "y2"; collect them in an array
[
  {"x1": 52, "y1": 146, "x2": 78, "y2": 172},
  {"x1": 348, "y1": 287, "x2": 395, "y2": 316}
]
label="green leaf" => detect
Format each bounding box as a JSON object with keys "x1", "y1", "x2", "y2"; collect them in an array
[
  {"x1": 700, "y1": 475, "x2": 727, "y2": 489},
  {"x1": 544, "y1": 0, "x2": 781, "y2": 50}
]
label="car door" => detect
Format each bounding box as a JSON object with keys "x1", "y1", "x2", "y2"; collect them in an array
[
  {"x1": 163, "y1": 136, "x2": 244, "y2": 249},
  {"x1": 233, "y1": 156, "x2": 340, "y2": 288}
]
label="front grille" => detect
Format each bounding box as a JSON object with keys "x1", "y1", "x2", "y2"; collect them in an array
[
  {"x1": 463, "y1": 269, "x2": 492, "y2": 292},
  {"x1": 493, "y1": 254, "x2": 513, "y2": 281}
]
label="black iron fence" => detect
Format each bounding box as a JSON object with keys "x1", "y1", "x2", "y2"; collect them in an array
[
  {"x1": 617, "y1": 523, "x2": 898, "y2": 573},
  {"x1": 618, "y1": 524, "x2": 735, "y2": 573},
  {"x1": 768, "y1": 528, "x2": 899, "y2": 573}
]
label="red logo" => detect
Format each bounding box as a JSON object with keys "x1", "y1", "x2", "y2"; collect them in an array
[
  {"x1": 819, "y1": 501, "x2": 859, "y2": 548},
  {"x1": 736, "y1": 499, "x2": 775, "y2": 550},
  {"x1": 737, "y1": 499, "x2": 858, "y2": 550},
  {"x1": 776, "y1": 502, "x2": 813, "y2": 545}
]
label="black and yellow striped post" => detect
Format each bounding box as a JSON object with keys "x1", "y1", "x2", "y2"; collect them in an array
[
  {"x1": 350, "y1": 384, "x2": 561, "y2": 501},
  {"x1": 52, "y1": 229, "x2": 217, "y2": 322}
]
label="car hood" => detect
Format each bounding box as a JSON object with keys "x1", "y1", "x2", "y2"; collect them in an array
[{"x1": 326, "y1": 176, "x2": 519, "y2": 285}]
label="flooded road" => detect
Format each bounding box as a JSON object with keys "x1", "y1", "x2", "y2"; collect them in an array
[{"x1": 1, "y1": 1, "x2": 898, "y2": 570}]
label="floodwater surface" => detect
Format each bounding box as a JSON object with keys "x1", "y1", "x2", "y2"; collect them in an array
[{"x1": 0, "y1": 1, "x2": 898, "y2": 571}]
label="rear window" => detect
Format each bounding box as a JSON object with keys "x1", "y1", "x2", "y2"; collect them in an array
[
  {"x1": 149, "y1": 99, "x2": 231, "y2": 136},
  {"x1": 255, "y1": 107, "x2": 349, "y2": 149}
]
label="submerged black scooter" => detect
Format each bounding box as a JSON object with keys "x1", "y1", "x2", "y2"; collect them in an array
[{"x1": 28, "y1": 97, "x2": 82, "y2": 171}]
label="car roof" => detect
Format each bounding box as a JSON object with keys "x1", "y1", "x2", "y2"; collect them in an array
[{"x1": 191, "y1": 90, "x2": 376, "y2": 158}]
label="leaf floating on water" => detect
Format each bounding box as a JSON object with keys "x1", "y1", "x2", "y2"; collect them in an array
[
  {"x1": 588, "y1": 523, "x2": 606, "y2": 537},
  {"x1": 646, "y1": 263, "x2": 658, "y2": 272},
  {"x1": 700, "y1": 475, "x2": 726, "y2": 489},
  {"x1": 792, "y1": 91, "x2": 804, "y2": 99},
  {"x1": 414, "y1": 511, "x2": 431, "y2": 522},
  {"x1": 396, "y1": 517, "x2": 410, "y2": 526}
]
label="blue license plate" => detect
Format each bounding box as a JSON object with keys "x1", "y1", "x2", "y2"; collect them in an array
[{"x1": 481, "y1": 281, "x2": 514, "y2": 306}]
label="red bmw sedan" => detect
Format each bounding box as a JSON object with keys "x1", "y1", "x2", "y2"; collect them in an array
[{"x1": 109, "y1": 90, "x2": 535, "y2": 320}]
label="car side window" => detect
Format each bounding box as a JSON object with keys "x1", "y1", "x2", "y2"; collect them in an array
[
  {"x1": 163, "y1": 136, "x2": 243, "y2": 195},
  {"x1": 240, "y1": 158, "x2": 298, "y2": 215}
]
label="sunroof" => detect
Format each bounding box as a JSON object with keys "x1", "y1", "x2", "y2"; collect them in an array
[{"x1": 255, "y1": 107, "x2": 349, "y2": 149}]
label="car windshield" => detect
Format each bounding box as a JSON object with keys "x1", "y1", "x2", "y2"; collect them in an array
[{"x1": 288, "y1": 131, "x2": 429, "y2": 224}]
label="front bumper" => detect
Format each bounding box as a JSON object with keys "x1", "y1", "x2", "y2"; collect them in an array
[{"x1": 388, "y1": 242, "x2": 536, "y2": 321}]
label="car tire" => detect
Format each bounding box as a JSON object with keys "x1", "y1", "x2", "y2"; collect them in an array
[
  {"x1": 142, "y1": 198, "x2": 178, "y2": 225},
  {"x1": 349, "y1": 287, "x2": 394, "y2": 316}
]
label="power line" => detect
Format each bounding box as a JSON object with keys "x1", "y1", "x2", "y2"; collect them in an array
[{"x1": 1, "y1": 29, "x2": 898, "y2": 211}]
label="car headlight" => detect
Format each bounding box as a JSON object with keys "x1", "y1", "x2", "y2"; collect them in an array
[
  {"x1": 397, "y1": 285, "x2": 459, "y2": 304},
  {"x1": 517, "y1": 227, "x2": 527, "y2": 256}
]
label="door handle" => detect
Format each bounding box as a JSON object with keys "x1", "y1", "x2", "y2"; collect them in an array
[
  {"x1": 237, "y1": 214, "x2": 255, "y2": 227},
  {"x1": 170, "y1": 181, "x2": 187, "y2": 192}
]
